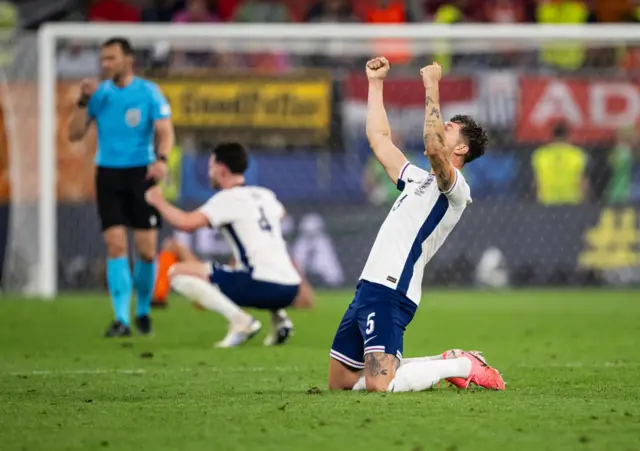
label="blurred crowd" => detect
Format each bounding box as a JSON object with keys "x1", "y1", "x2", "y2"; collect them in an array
[
  {"x1": 9, "y1": 0, "x2": 627, "y2": 78},
  {"x1": 2, "y1": 0, "x2": 638, "y2": 207},
  {"x1": 11, "y1": 0, "x2": 640, "y2": 27}
]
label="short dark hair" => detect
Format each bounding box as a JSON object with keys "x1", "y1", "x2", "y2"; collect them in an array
[
  {"x1": 102, "y1": 37, "x2": 134, "y2": 55},
  {"x1": 450, "y1": 114, "x2": 488, "y2": 164},
  {"x1": 212, "y1": 142, "x2": 249, "y2": 174}
]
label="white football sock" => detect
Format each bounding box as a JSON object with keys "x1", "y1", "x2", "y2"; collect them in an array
[
  {"x1": 170, "y1": 275, "x2": 249, "y2": 324},
  {"x1": 352, "y1": 376, "x2": 366, "y2": 391},
  {"x1": 399, "y1": 354, "x2": 445, "y2": 366},
  {"x1": 352, "y1": 358, "x2": 471, "y2": 392}
]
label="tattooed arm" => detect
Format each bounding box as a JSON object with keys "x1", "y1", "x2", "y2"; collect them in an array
[
  {"x1": 420, "y1": 63, "x2": 455, "y2": 192},
  {"x1": 365, "y1": 57, "x2": 408, "y2": 185}
]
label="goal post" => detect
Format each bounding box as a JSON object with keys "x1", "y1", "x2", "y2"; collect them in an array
[{"x1": 9, "y1": 23, "x2": 640, "y2": 298}]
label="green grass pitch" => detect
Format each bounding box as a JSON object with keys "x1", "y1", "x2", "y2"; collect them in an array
[{"x1": 1, "y1": 290, "x2": 639, "y2": 451}]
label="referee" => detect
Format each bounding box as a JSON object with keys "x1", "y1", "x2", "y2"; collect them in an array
[{"x1": 68, "y1": 37, "x2": 175, "y2": 337}]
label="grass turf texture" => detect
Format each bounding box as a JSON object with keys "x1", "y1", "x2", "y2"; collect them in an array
[{"x1": 1, "y1": 290, "x2": 639, "y2": 451}]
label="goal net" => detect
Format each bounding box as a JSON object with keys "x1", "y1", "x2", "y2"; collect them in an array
[{"x1": 2, "y1": 23, "x2": 640, "y2": 298}]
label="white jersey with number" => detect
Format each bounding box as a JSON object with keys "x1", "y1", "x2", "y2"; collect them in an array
[
  {"x1": 360, "y1": 161, "x2": 472, "y2": 305},
  {"x1": 198, "y1": 186, "x2": 301, "y2": 286}
]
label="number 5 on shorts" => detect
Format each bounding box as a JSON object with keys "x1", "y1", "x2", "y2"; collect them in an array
[{"x1": 366, "y1": 312, "x2": 375, "y2": 335}]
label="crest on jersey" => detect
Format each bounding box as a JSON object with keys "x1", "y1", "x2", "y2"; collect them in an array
[
  {"x1": 414, "y1": 175, "x2": 435, "y2": 196},
  {"x1": 125, "y1": 108, "x2": 141, "y2": 127}
]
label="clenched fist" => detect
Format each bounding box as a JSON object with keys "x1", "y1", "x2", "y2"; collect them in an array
[
  {"x1": 366, "y1": 57, "x2": 390, "y2": 81},
  {"x1": 420, "y1": 62, "x2": 442, "y2": 88},
  {"x1": 79, "y1": 78, "x2": 98, "y2": 102}
]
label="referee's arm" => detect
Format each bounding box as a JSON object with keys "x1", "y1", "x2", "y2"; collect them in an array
[
  {"x1": 154, "y1": 117, "x2": 174, "y2": 160},
  {"x1": 68, "y1": 79, "x2": 98, "y2": 142},
  {"x1": 148, "y1": 88, "x2": 175, "y2": 181}
]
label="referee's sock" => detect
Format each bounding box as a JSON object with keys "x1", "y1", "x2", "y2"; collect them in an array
[
  {"x1": 134, "y1": 258, "x2": 156, "y2": 317},
  {"x1": 107, "y1": 257, "x2": 133, "y2": 326}
]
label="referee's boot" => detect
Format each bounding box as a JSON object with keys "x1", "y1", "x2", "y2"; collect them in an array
[
  {"x1": 104, "y1": 320, "x2": 132, "y2": 338},
  {"x1": 135, "y1": 315, "x2": 153, "y2": 336}
]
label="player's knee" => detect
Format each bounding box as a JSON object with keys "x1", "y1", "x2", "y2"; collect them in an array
[
  {"x1": 292, "y1": 281, "x2": 315, "y2": 310},
  {"x1": 328, "y1": 358, "x2": 361, "y2": 390},
  {"x1": 167, "y1": 263, "x2": 183, "y2": 281},
  {"x1": 327, "y1": 380, "x2": 348, "y2": 391},
  {"x1": 104, "y1": 234, "x2": 127, "y2": 258},
  {"x1": 327, "y1": 373, "x2": 355, "y2": 391},
  {"x1": 293, "y1": 292, "x2": 314, "y2": 310},
  {"x1": 363, "y1": 352, "x2": 398, "y2": 392},
  {"x1": 364, "y1": 377, "x2": 392, "y2": 393}
]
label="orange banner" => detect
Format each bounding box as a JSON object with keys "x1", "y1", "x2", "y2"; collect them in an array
[{"x1": 0, "y1": 82, "x2": 97, "y2": 204}]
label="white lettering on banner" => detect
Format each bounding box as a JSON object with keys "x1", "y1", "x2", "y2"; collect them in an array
[
  {"x1": 531, "y1": 80, "x2": 583, "y2": 126},
  {"x1": 590, "y1": 83, "x2": 639, "y2": 128}
]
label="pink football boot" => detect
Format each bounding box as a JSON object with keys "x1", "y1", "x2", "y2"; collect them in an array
[{"x1": 441, "y1": 349, "x2": 506, "y2": 390}]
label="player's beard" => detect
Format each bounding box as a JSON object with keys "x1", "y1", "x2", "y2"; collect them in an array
[{"x1": 112, "y1": 70, "x2": 123, "y2": 84}]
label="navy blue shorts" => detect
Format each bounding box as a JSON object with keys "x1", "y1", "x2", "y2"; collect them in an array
[
  {"x1": 209, "y1": 264, "x2": 299, "y2": 310},
  {"x1": 330, "y1": 280, "x2": 417, "y2": 369}
]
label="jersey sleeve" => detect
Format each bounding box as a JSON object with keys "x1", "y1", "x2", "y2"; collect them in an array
[
  {"x1": 87, "y1": 85, "x2": 105, "y2": 120},
  {"x1": 149, "y1": 83, "x2": 171, "y2": 121},
  {"x1": 396, "y1": 161, "x2": 429, "y2": 192},
  {"x1": 198, "y1": 192, "x2": 238, "y2": 227},
  {"x1": 441, "y1": 168, "x2": 472, "y2": 208}
]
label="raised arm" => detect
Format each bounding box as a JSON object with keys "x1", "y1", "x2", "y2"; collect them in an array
[
  {"x1": 68, "y1": 79, "x2": 97, "y2": 142},
  {"x1": 365, "y1": 57, "x2": 408, "y2": 184},
  {"x1": 420, "y1": 63, "x2": 455, "y2": 192}
]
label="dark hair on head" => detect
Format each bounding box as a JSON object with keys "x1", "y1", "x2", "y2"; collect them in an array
[
  {"x1": 552, "y1": 122, "x2": 569, "y2": 140},
  {"x1": 450, "y1": 114, "x2": 488, "y2": 164},
  {"x1": 102, "y1": 37, "x2": 134, "y2": 55},
  {"x1": 212, "y1": 142, "x2": 248, "y2": 175}
]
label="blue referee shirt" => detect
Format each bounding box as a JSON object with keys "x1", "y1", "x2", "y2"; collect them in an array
[{"x1": 88, "y1": 76, "x2": 171, "y2": 168}]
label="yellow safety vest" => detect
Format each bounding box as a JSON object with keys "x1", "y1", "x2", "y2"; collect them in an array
[
  {"x1": 160, "y1": 146, "x2": 181, "y2": 203},
  {"x1": 433, "y1": 5, "x2": 463, "y2": 74},
  {"x1": 0, "y1": 2, "x2": 17, "y2": 68},
  {"x1": 532, "y1": 142, "x2": 587, "y2": 205},
  {"x1": 537, "y1": 1, "x2": 588, "y2": 70}
]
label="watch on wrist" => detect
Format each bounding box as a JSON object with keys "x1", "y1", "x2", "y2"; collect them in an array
[{"x1": 157, "y1": 155, "x2": 168, "y2": 162}]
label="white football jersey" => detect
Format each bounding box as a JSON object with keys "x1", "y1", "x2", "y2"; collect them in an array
[
  {"x1": 360, "y1": 161, "x2": 472, "y2": 305},
  {"x1": 199, "y1": 186, "x2": 301, "y2": 286}
]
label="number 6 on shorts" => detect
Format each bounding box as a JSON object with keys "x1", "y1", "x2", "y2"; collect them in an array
[{"x1": 366, "y1": 312, "x2": 375, "y2": 335}]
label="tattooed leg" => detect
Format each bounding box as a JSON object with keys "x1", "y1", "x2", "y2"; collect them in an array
[{"x1": 363, "y1": 352, "x2": 400, "y2": 392}]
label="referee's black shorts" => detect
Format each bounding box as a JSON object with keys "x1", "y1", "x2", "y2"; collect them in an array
[{"x1": 95, "y1": 166, "x2": 161, "y2": 231}]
